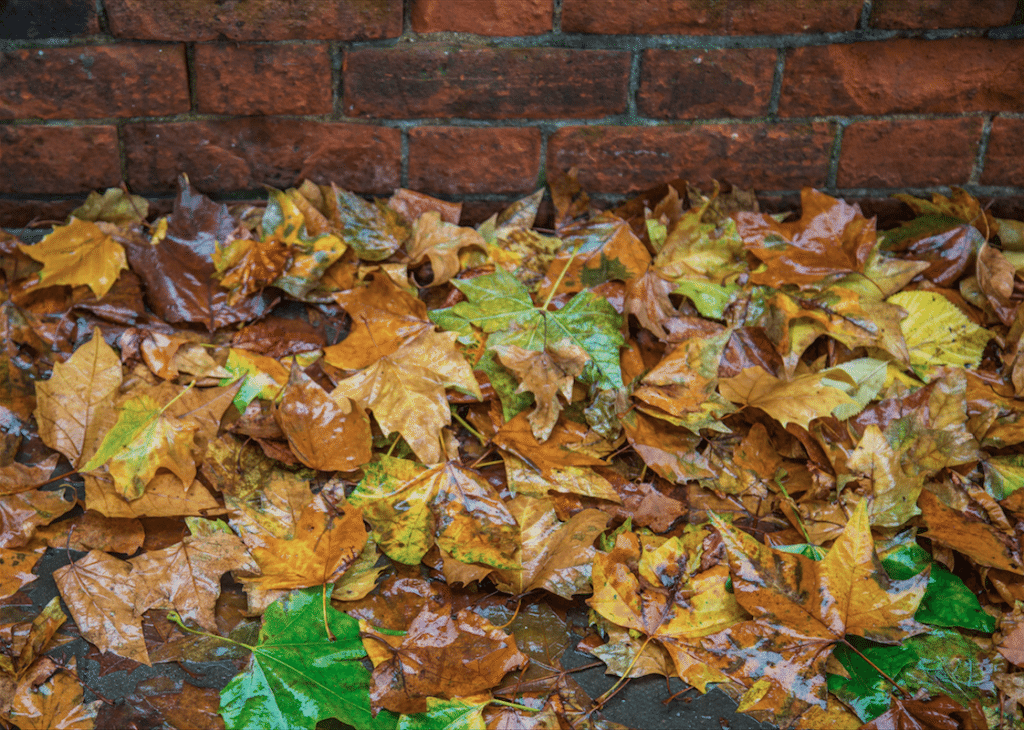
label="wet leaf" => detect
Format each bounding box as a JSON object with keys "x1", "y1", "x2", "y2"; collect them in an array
[
  {"x1": 19, "y1": 217, "x2": 128, "y2": 298},
  {"x1": 220, "y1": 587, "x2": 398, "y2": 730},
  {"x1": 888, "y1": 290, "x2": 991, "y2": 377},
  {"x1": 406, "y1": 211, "x2": 487, "y2": 287}
]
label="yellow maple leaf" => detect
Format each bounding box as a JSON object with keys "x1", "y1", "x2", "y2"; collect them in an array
[{"x1": 19, "y1": 217, "x2": 128, "y2": 298}]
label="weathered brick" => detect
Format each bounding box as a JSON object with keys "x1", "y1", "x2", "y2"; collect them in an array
[
  {"x1": 408, "y1": 127, "x2": 541, "y2": 195},
  {"x1": 411, "y1": 0, "x2": 552, "y2": 35},
  {"x1": 123, "y1": 120, "x2": 401, "y2": 194},
  {"x1": 195, "y1": 43, "x2": 332, "y2": 116},
  {"x1": 981, "y1": 117, "x2": 1024, "y2": 187},
  {"x1": 781, "y1": 39, "x2": 1024, "y2": 117},
  {"x1": 104, "y1": 0, "x2": 402, "y2": 41},
  {"x1": 837, "y1": 118, "x2": 983, "y2": 189},
  {"x1": 0, "y1": 125, "x2": 120, "y2": 194},
  {"x1": 562, "y1": 0, "x2": 861, "y2": 34},
  {"x1": 547, "y1": 123, "x2": 835, "y2": 193},
  {"x1": 0, "y1": 45, "x2": 188, "y2": 120},
  {"x1": 639, "y1": 48, "x2": 776, "y2": 119},
  {"x1": 344, "y1": 45, "x2": 629, "y2": 119},
  {"x1": 871, "y1": 0, "x2": 1016, "y2": 29},
  {"x1": 0, "y1": 0, "x2": 98, "y2": 39}
]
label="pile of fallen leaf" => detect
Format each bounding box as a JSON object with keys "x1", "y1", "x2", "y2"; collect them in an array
[{"x1": 2, "y1": 168, "x2": 1024, "y2": 730}]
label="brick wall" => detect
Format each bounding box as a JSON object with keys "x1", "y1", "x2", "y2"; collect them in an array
[{"x1": 1, "y1": 0, "x2": 1022, "y2": 227}]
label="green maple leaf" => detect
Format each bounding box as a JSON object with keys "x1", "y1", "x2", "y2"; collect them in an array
[
  {"x1": 431, "y1": 269, "x2": 624, "y2": 390},
  {"x1": 398, "y1": 698, "x2": 487, "y2": 730},
  {"x1": 219, "y1": 588, "x2": 398, "y2": 730}
]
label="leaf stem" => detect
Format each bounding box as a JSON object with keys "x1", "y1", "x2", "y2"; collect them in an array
[
  {"x1": 541, "y1": 242, "x2": 584, "y2": 311},
  {"x1": 488, "y1": 698, "x2": 540, "y2": 713},
  {"x1": 839, "y1": 637, "x2": 910, "y2": 699},
  {"x1": 167, "y1": 611, "x2": 254, "y2": 652},
  {"x1": 594, "y1": 635, "x2": 651, "y2": 706},
  {"x1": 450, "y1": 407, "x2": 486, "y2": 446}
]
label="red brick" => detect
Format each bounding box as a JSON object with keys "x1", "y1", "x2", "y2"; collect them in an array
[
  {"x1": 104, "y1": 0, "x2": 402, "y2": 41},
  {"x1": 781, "y1": 39, "x2": 1024, "y2": 117},
  {"x1": 871, "y1": 0, "x2": 1016, "y2": 29},
  {"x1": 639, "y1": 48, "x2": 776, "y2": 119},
  {"x1": 123, "y1": 120, "x2": 401, "y2": 194},
  {"x1": 0, "y1": 45, "x2": 188, "y2": 120},
  {"x1": 981, "y1": 117, "x2": 1024, "y2": 187},
  {"x1": 411, "y1": 0, "x2": 552, "y2": 35},
  {"x1": 408, "y1": 127, "x2": 541, "y2": 195},
  {"x1": 547, "y1": 123, "x2": 835, "y2": 193},
  {"x1": 0, "y1": 125, "x2": 120, "y2": 194},
  {"x1": 344, "y1": 46, "x2": 629, "y2": 119},
  {"x1": 837, "y1": 118, "x2": 983, "y2": 189},
  {"x1": 562, "y1": 0, "x2": 861, "y2": 34},
  {"x1": 195, "y1": 43, "x2": 332, "y2": 116}
]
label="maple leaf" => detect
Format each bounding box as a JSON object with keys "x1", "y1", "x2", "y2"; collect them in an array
[
  {"x1": 131, "y1": 523, "x2": 257, "y2": 631},
  {"x1": 587, "y1": 530, "x2": 747, "y2": 692},
  {"x1": 737, "y1": 188, "x2": 876, "y2": 288},
  {"x1": 6, "y1": 667, "x2": 101, "y2": 730},
  {"x1": 213, "y1": 234, "x2": 291, "y2": 305},
  {"x1": 0, "y1": 548, "x2": 39, "y2": 599},
  {"x1": 219, "y1": 588, "x2": 398, "y2": 730},
  {"x1": 18, "y1": 217, "x2": 128, "y2": 298},
  {"x1": 718, "y1": 366, "x2": 857, "y2": 430},
  {"x1": 490, "y1": 495, "x2": 610, "y2": 599},
  {"x1": 405, "y1": 211, "x2": 487, "y2": 286},
  {"x1": 52, "y1": 549, "x2": 149, "y2": 665},
  {"x1": 703, "y1": 501, "x2": 929, "y2": 708},
  {"x1": 534, "y1": 213, "x2": 651, "y2": 299},
  {"x1": 34, "y1": 327, "x2": 121, "y2": 467},
  {"x1": 349, "y1": 456, "x2": 517, "y2": 569},
  {"x1": 323, "y1": 274, "x2": 434, "y2": 370},
  {"x1": 887, "y1": 290, "x2": 992, "y2": 377},
  {"x1": 361, "y1": 604, "x2": 528, "y2": 715},
  {"x1": 436, "y1": 269, "x2": 625, "y2": 390},
  {"x1": 275, "y1": 363, "x2": 372, "y2": 471},
  {"x1": 332, "y1": 330, "x2": 482, "y2": 465},
  {"x1": 82, "y1": 390, "x2": 202, "y2": 500},
  {"x1": 493, "y1": 340, "x2": 588, "y2": 442},
  {"x1": 71, "y1": 186, "x2": 149, "y2": 225},
  {"x1": 244, "y1": 494, "x2": 367, "y2": 590},
  {"x1": 327, "y1": 185, "x2": 410, "y2": 262},
  {"x1": 633, "y1": 329, "x2": 736, "y2": 434}
]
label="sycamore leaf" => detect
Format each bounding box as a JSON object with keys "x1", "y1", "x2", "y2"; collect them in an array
[
  {"x1": 703, "y1": 501, "x2": 929, "y2": 707},
  {"x1": 220, "y1": 348, "x2": 290, "y2": 412},
  {"x1": 324, "y1": 274, "x2": 433, "y2": 370},
  {"x1": 887, "y1": 290, "x2": 992, "y2": 376},
  {"x1": 653, "y1": 202, "x2": 747, "y2": 284},
  {"x1": 363, "y1": 604, "x2": 528, "y2": 715},
  {"x1": 737, "y1": 188, "x2": 875, "y2": 289},
  {"x1": 846, "y1": 425, "x2": 923, "y2": 528},
  {"x1": 331, "y1": 331, "x2": 481, "y2": 465},
  {"x1": 19, "y1": 217, "x2": 128, "y2": 298},
  {"x1": 53, "y1": 549, "x2": 149, "y2": 665},
  {"x1": 587, "y1": 530, "x2": 746, "y2": 692},
  {"x1": 633, "y1": 329, "x2": 736, "y2": 434},
  {"x1": 219, "y1": 588, "x2": 398, "y2": 730},
  {"x1": 503, "y1": 454, "x2": 621, "y2": 503},
  {"x1": 34, "y1": 328, "x2": 121, "y2": 467},
  {"x1": 406, "y1": 211, "x2": 487, "y2": 286},
  {"x1": 397, "y1": 698, "x2": 487, "y2": 730},
  {"x1": 0, "y1": 548, "x2": 40, "y2": 599},
  {"x1": 71, "y1": 186, "x2": 149, "y2": 225},
  {"x1": 438, "y1": 269, "x2": 625, "y2": 390},
  {"x1": 490, "y1": 495, "x2": 609, "y2": 599},
  {"x1": 535, "y1": 213, "x2": 650, "y2": 298},
  {"x1": 349, "y1": 456, "x2": 517, "y2": 569},
  {"x1": 7, "y1": 668, "x2": 101, "y2": 730},
  {"x1": 327, "y1": 185, "x2": 409, "y2": 262},
  {"x1": 275, "y1": 363, "x2": 372, "y2": 471},
  {"x1": 718, "y1": 366, "x2": 857, "y2": 430},
  {"x1": 82, "y1": 392, "x2": 202, "y2": 501},
  {"x1": 130, "y1": 530, "x2": 257, "y2": 631},
  {"x1": 494, "y1": 340, "x2": 588, "y2": 442},
  {"x1": 244, "y1": 494, "x2": 367, "y2": 590}
]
